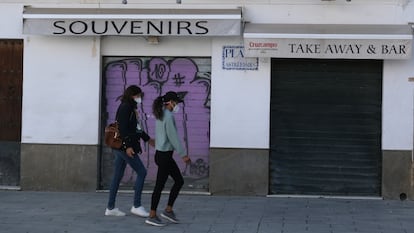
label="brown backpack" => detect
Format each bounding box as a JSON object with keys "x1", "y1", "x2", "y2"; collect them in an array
[{"x1": 104, "y1": 122, "x2": 122, "y2": 149}]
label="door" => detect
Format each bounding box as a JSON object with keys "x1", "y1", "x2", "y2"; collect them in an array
[
  {"x1": 0, "y1": 39, "x2": 23, "y2": 186},
  {"x1": 270, "y1": 58, "x2": 382, "y2": 196}
]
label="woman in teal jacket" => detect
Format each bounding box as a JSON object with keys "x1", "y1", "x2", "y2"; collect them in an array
[{"x1": 146, "y1": 91, "x2": 191, "y2": 227}]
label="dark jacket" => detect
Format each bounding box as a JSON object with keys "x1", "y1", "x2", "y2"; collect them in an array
[{"x1": 116, "y1": 100, "x2": 150, "y2": 154}]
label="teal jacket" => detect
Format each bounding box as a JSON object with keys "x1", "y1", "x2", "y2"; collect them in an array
[{"x1": 155, "y1": 109, "x2": 186, "y2": 157}]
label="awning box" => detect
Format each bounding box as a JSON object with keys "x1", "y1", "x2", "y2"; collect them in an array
[
  {"x1": 23, "y1": 7, "x2": 242, "y2": 36},
  {"x1": 244, "y1": 23, "x2": 413, "y2": 59}
]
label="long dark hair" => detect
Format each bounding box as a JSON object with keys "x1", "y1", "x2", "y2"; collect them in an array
[
  {"x1": 116, "y1": 85, "x2": 142, "y2": 104},
  {"x1": 152, "y1": 96, "x2": 164, "y2": 120}
]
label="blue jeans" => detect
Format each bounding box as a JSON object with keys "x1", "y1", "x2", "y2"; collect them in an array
[{"x1": 107, "y1": 149, "x2": 147, "y2": 209}]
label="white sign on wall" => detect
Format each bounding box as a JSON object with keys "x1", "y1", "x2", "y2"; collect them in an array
[
  {"x1": 222, "y1": 46, "x2": 258, "y2": 70},
  {"x1": 22, "y1": 8, "x2": 242, "y2": 37},
  {"x1": 244, "y1": 38, "x2": 412, "y2": 59}
]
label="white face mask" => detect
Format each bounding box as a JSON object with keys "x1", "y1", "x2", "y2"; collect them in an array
[
  {"x1": 134, "y1": 97, "x2": 142, "y2": 104},
  {"x1": 172, "y1": 104, "x2": 180, "y2": 113}
]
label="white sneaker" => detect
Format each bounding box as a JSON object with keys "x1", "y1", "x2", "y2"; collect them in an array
[
  {"x1": 131, "y1": 206, "x2": 149, "y2": 217},
  {"x1": 105, "y1": 208, "x2": 126, "y2": 216}
]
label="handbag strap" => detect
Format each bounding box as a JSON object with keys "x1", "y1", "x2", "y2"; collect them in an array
[{"x1": 115, "y1": 105, "x2": 121, "y2": 123}]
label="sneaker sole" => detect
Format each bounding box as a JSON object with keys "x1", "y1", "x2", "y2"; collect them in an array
[
  {"x1": 105, "y1": 208, "x2": 126, "y2": 217},
  {"x1": 161, "y1": 213, "x2": 179, "y2": 224},
  {"x1": 131, "y1": 211, "x2": 149, "y2": 218},
  {"x1": 105, "y1": 213, "x2": 126, "y2": 217},
  {"x1": 145, "y1": 219, "x2": 166, "y2": 227}
]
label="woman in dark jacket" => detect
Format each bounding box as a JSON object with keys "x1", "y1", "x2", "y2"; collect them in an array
[{"x1": 105, "y1": 85, "x2": 154, "y2": 217}]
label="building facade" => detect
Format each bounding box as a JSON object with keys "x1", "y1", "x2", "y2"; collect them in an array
[{"x1": 0, "y1": 0, "x2": 413, "y2": 199}]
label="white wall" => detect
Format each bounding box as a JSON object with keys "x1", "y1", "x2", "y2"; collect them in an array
[
  {"x1": 382, "y1": 0, "x2": 414, "y2": 150},
  {"x1": 101, "y1": 36, "x2": 211, "y2": 56},
  {"x1": 0, "y1": 0, "x2": 405, "y2": 4},
  {"x1": 243, "y1": 3, "x2": 407, "y2": 24},
  {"x1": 22, "y1": 36, "x2": 101, "y2": 144},
  {"x1": 210, "y1": 38, "x2": 270, "y2": 149},
  {"x1": 383, "y1": 56, "x2": 414, "y2": 150},
  {"x1": 0, "y1": 4, "x2": 23, "y2": 38},
  {"x1": 403, "y1": 1, "x2": 414, "y2": 23},
  {"x1": 2, "y1": 1, "x2": 413, "y2": 149},
  {"x1": 0, "y1": 2, "x2": 101, "y2": 145}
]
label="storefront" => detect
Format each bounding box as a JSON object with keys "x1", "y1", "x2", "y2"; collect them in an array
[
  {"x1": 0, "y1": 2, "x2": 413, "y2": 199},
  {"x1": 20, "y1": 6, "x2": 242, "y2": 192},
  {"x1": 243, "y1": 23, "x2": 413, "y2": 196}
]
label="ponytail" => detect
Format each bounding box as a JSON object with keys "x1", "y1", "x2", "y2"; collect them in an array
[{"x1": 152, "y1": 96, "x2": 164, "y2": 120}]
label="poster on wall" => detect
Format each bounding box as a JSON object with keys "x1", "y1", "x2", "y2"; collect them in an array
[
  {"x1": 102, "y1": 56, "x2": 211, "y2": 191},
  {"x1": 222, "y1": 45, "x2": 258, "y2": 70}
]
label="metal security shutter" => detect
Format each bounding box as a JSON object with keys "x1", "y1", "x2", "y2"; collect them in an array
[
  {"x1": 100, "y1": 56, "x2": 211, "y2": 192},
  {"x1": 270, "y1": 58, "x2": 382, "y2": 196}
]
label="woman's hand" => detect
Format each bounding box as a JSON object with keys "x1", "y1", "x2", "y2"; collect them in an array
[
  {"x1": 148, "y1": 139, "x2": 155, "y2": 147},
  {"x1": 126, "y1": 147, "x2": 135, "y2": 158},
  {"x1": 182, "y1": 155, "x2": 191, "y2": 165}
]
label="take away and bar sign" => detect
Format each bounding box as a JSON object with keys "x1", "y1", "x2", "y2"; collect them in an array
[
  {"x1": 244, "y1": 38, "x2": 412, "y2": 59},
  {"x1": 243, "y1": 24, "x2": 413, "y2": 60}
]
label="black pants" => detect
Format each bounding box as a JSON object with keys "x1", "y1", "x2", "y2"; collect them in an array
[{"x1": 151, "y1": 150, "x2": 184, "y2": 211}]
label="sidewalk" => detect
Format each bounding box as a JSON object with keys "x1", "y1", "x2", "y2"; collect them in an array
[{"x1": 1, "y1": 190, "x2": 414, "y2": 233}]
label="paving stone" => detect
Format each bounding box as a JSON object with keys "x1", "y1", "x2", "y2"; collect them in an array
[{"x1": 2, "y1": 191, "x2": 414, "y2": 233}]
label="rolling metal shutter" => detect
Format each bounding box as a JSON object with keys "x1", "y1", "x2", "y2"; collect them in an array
[
  {"x1": 100, "y1": 56, "x2": 211, "y2": 192},
  {"x1": 270, "y1": 58, "x2": 382, "y2": 196}
]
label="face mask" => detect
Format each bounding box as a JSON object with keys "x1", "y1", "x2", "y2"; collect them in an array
[
  {"x1": 134, "y1": 97, "x2": 142, "y2": 104},
  {"x1": 172, "y1": 104, "x2": 180, "y2": 113}
]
